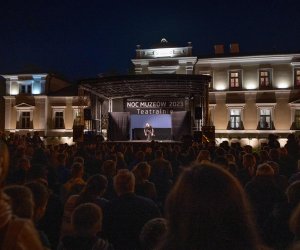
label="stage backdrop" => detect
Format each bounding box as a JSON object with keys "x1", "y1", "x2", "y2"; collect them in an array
[
  {"x1": 108, "y1": 112, "x2": 130, "y2": 141},
  {"x1": 130, "y1": 114, "x2": 171, "y2": 140}
]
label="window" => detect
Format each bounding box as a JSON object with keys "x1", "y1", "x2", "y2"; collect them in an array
[
  {"x1": 199, "y1": 71, "x2": 213, "y2": 89},
  {"x1": 229, "y1": 70, "x2": 241, "y2": 88},
  {"x1": 229, "y1": 109, "x2": 241, "y2": 129},
  {"x1": 259, "y1": 109, "x2": 272, "y2": 129},
  {"x1": 20, "y1": 112, "x2": 31, "y2": 129},
  {"x1": 19, "y1": 83, "x2": 32, "y2": 94},
  {"x1": 295, "y1": 110, "x2": 300, "y2": 129},
  {"x1": 54, "y1": 112, "x2": 64, "y2": 129},
  {"x1": 295, "y1": 68, "x2": 300, "y2": 87},
  {"x1": 259, "y1": 69, "x2": 271, "y2": 88}
]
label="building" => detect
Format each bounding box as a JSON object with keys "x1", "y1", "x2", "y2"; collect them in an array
[
  {"x1": 1, "y1": 73, "x2": 80, "y2": 144},
  {"x1": 2, "y1": 39, "x2": 300, "y2": 147},
  {"x1": 131, "y1": 39, "x2": 300, "y2": 147}
]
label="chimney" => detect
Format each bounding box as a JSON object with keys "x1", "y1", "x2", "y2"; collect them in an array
[
  {"x1": 230, "y1": 43, "x2": 239, "y2": 54},
  {"x1": 214, "y1": 44, "x2": 224, "y2": 55}
]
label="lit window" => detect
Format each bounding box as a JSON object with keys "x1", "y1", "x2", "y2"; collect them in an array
[
  {"x1": 229, "y1": 109, "x2": 242, "y2": 129},
  {"x1": 295, "y1": 68, "x2": 300, "y2": 87},
  {"x1": 199, "y1": 71, "x2": 213, "y2": 89},
  {"x1": 259, "y1": 69, "x2": 272, "y2": 88},
  {"x1": 229, "y1": 71, "x2": 241, "y2": 88},
  {"x1": 20, "y1": 112, "x2": 31, "y2": 129},
  {"x1": 259, "y1": 109, "x2": 272, "y2": 129},
  {"x1": 54, "y1": 112, "x2": 64, "y2": 129}
]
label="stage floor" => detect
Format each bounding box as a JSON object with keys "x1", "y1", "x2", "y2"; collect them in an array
[{"x1": 105, "y1": 140, "x2": 182, "y2": 144}]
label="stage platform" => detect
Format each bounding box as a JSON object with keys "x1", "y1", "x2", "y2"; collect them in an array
[{"x1": 104, "y1": 140, "x2": 182, "y2": 144}]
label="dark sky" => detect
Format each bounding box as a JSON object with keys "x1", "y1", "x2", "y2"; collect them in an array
[{"x1": 1, "y1": 0, "x2": 300, "y2": 82}]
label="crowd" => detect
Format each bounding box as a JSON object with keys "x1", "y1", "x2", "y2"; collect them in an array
[{"x1": 1, "y1": 132, "x2": 300, "y2": 249}]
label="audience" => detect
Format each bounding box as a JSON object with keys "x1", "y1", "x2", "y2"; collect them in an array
[{"x1": 2, "y1": 131, "x2": 300, "y2": 250}]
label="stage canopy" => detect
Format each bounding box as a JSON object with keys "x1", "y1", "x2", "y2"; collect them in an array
[{"x1": 79, "y1": 74, "x2": 211, "y2": 99}]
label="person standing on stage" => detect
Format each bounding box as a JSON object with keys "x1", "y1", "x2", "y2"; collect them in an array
[{"x1": 144, "y1": 123, "x2": 154, "y2": 141}]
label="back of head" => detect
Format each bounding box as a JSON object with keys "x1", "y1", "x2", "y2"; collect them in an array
[
  {"x1": 155, "y1": 150, "x2": 163, "y2": 159},
  {"x1": 72, "y1": 203, "x2": 102, "y2": 237},
  {"x1": 114, "y1": 169, "x2": 135, "y2": 196},
  {"x1": 71, "y1": 162, "x2": 84, "y2": 178},
  {"x1": 243, "y1": 153, "x2": 256, "y2": 169},
  {"x1": 25, "y1": 181, "x2": 49, "y2": 221},
  {"x1": 140, "y1": 218, "x2": 167, "y2": 250},
  {"x1": 133, "y1": 162, "x2": 151, "y2": 181},
  {"x1": 0, "y1": 140, "x2": 9, "y2": 184},
  {"x1": 3, "y1": 185, "x2": 34, "y2": 219},
  {"x1": 102, "y1": 160, "x2": 116, "y2": 177},
  {"x1": 162, "y1": 163, "x2": 259, "y2": 250},
  {"x1": 256, "y1": 163, "x2": 274, "y2": 176},
  {"x1": 287, "y1": 181, "x2": 300, "y2": 206},
  {"x1": 87, "y1": 174, "x2": 107, "y2": 193}
]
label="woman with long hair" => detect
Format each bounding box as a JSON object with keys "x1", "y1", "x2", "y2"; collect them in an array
[{"x1": 159, "y1": 163, "x2": 261, "y2": 250}]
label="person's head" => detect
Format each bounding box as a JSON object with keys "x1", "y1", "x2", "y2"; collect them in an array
[
  {"x1": 132, "y1": 162, "x2": 151, "y2": 182},
  {"x1": 72, "y1": 203, "x2": 102, "y2": 237},
  {"x1": 17, "y1": 158, "x2": 31, "y2": 171},
  {"x1": 242, "y1": 153, "x2": 256, "y2": 175},
  {"x1": 256, "y1": 163, "x2": 274, "y2": 176},
  {"x1": 25, "y1": 181, "x2": 49, "y2": 222},
  {"x1": 287, "y1": 181, "x2": 300, "y2": 207},
  {"x1": 0, "y1": 140, "x2": 9, "y2": 185},
  {"x1": 81, "y1": 174, "x2": 108, "y2": 197},
  {"x1": 3, "y1": 185, "x2": 34, "y2": 219},
  {"x1": 155, "y1": 150, "x2": 164, "y2": 159},
  {"x1": 135, "y1": 151, "x2": 145, "y2": 162},
  {"x1": 269, "y1": 148, "x2": 280, "y2": 161},
  {"x1": 140, "y1": 218, "x2": 168, "y2": 250},
  {"x1": 71, "y1": 162, "x2": 84, "y2": 178},
  {"x1": 161, "y1": 163, "x2": 259, "y2": 250},
  {"x1": 73, "y1": 156, "x2": 85, "y2": 166},
  {"x1": 196, "y1": 150, "x2": 211, "y2": 163},
  {"x1": 57, "y1": 153, "x2": 66, "y2": 165},
  {"x1": 102, "y1": 160, "x2": 116, "y2": 177},
  {"x1": 114, "y1": 169, "x2": 135, "y2": 196},
  {"x1": 266, "y1": 161, "x2": 279, "y2": 175},
  {"x1": 289, "y1": 203, "x2": 300, "y2": 241}
]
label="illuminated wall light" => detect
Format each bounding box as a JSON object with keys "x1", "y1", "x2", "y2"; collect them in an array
[
  {"x1": 10, "y1": 88, "x2": 19, "y2": 95},
  {"x1": 214, "y1": 82, "x2": 227, "y2": 90},
  {"x1": 244, "y1": 81, "x2": 257, "y2": 90},
  {"x1": 32, "y1": 86, "x2": 41, "y2": 95},
  {"x1": 277, "y1": 81, "x2": 289, "y2": 89}
]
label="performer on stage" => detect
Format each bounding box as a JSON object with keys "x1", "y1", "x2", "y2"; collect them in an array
[{"x1": 144, "y1": 123, "x2": 154, "y2": 141}]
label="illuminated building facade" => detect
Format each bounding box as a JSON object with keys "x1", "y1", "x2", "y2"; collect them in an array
[
  {"x1": 132, "y1": 39, "x2": 300, "y2": 147},
  {"x1": 1, "y1": 73, "x2": 79, "y2": 144}
]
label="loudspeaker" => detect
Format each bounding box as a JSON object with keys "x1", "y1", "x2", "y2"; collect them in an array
[
  {"x1": 84, "y1": 108, "x2": 92, "y2": 120},
  {"x1": 195, "y1": 107, "x2": 202, "y2": 120}
]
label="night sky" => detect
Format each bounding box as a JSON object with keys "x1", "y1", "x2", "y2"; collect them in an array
[{"x1": 1, "y1": 0, "x2": 300, "y2": 82}]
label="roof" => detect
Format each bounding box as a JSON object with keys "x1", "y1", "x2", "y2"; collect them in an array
[{"x1": 79, "y1": 74, "x2": 210, "y2": 99}]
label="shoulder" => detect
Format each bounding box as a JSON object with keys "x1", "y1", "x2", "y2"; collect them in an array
[{"x1": 5, "y1": 218, "x2": 44, "y2": 249}]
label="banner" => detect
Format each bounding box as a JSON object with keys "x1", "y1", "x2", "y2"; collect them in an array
[{"x1": 125, "y1": 98, "x2": 185, "y2": 115}]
